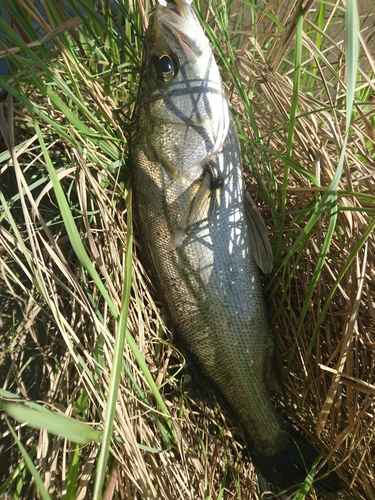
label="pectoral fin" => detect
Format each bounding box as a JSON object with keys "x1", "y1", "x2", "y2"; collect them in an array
[
  {"x1": 245, "y1": 191, "x2": 273, "y2": 273},
  {"x1": 169, "y1": 169, "x2": 212, "y2": 249}
]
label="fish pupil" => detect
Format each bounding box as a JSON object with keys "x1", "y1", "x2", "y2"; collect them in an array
[{"x1": 159, "y1": 55, "x2": 173, "y2": 74}]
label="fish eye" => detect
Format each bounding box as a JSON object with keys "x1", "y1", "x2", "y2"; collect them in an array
[{"x1": 150, "y1": 51, "x2": 179, "y2": 82}]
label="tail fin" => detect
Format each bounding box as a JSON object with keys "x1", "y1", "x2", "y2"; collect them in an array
[{"x1": 253, "y1": 424, "x2": 341, "y2": 498}]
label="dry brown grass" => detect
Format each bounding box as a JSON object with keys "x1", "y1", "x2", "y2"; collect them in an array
[
  {"x1": 233, "y1": 3, "x2": 375, "y2": 498},
  {"x1": 0, "y1": 0, "x2": 374, "y2": 499}
]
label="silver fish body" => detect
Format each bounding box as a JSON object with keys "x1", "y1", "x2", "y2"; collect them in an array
[{"x1": 132, "y1": 0, "x2": 340, "y2": 495}]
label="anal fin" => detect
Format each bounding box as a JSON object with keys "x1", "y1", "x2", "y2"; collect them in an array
[{"x1": 245, "y1": 191, "x2": 273, "y2": 273}]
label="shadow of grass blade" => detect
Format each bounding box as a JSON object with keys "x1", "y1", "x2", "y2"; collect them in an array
[{"x1": 195, "y1": 0, "x2": 278, "y2": 234}]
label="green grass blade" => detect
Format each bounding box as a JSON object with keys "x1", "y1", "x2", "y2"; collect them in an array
[
  {"x1": 293, "y1": 458, "x2": 319, "y2": 499},
  {"x1": 286, "y1": 195, "x2": 338, "y2": 370},
  {"x1": 124, "y1": 329, "x2": 175, "y2": 436},
  {"x1": 92, "y1": 183, "x2": 134, "y2": 500},
  {"x1": 2, "y1": 402, "x2": 103, "y2": 444},
  {"x1": 5, "y1": 418, "x2": 52, "y2": 500},
  {"x1": 308, "y1": 216, "x2": 375, "y2": 358},
  {"x1": 33, "y1": 118, "x2": 119, "y2": 320},
  {"x1": 345, "y1": 0, "x2": 359, "y2": 129},
  {"x1": 287, "y1": 1, "x2": 360, "y2": 367},
  {"x1": 282, "y1": 6, "x2": 303, "y2": 219},
  {"x1": 63, "y1": 443, "x2": 81, "y2": 500},
  {"x1": 0, "y1": 446, "x2": 37, "y2": 496}
]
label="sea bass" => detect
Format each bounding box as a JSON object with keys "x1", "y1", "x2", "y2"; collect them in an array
[{"x1": 132, "y1": 0, "x2": 340, "y2": 495}]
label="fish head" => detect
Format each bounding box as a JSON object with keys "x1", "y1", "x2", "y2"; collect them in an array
[
  {"x1": 146, "y1": 0, "x2": 209, "y2": 73},
  {"x1": 136, "y1": 0, "x2": 231, "y2": 182}
]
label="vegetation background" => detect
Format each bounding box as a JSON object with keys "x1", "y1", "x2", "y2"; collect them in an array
[{"x1": 0, "y1": 0, "x2": 374, "y2": 499}]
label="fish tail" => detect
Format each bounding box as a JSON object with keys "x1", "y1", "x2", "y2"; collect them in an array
[{"x1": 253, "y1": 424, "x2": 341, "y2": 498}]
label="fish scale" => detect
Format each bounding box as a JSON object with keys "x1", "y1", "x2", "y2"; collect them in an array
[{"x1": 132, "y1": 0, "x2": 341, "y2": 496}]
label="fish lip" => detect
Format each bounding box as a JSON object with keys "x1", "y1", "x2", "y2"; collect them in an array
[
  {"x1": 157, "y1": 0, "x2": 193, "y2": 21},
  {"x1": 152, "y1": 0, "x2": 208, "y2": 58}
]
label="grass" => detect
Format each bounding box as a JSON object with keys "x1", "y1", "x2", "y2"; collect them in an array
[{"x1": 0, "y1": 0, "x2": 374, "y2": 499}]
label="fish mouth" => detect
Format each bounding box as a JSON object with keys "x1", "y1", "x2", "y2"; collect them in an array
[
  {"x1": 158, "y1": 0, "x2": 193, "y2": 20},
  {"x1": 152, "y1": 0, "x2": 208, "y2": 59}
]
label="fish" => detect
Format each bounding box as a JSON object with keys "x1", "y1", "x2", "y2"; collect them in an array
[{"x1": 132, "y1": 0, "x2": 341, "y2": 496}]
